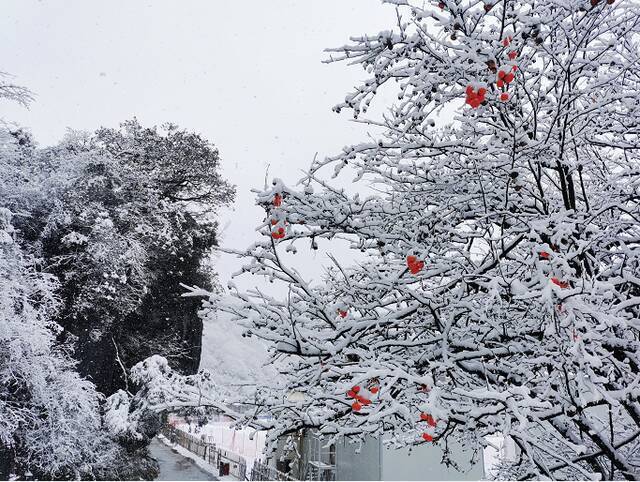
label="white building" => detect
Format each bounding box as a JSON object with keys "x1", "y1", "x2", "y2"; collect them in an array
[{"x1": 270, "y1": 429, "x2": 484, "y2": 481}]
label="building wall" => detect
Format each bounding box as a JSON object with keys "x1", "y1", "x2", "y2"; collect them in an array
[
  {"x1": 278, "y1": 430, "x2": 484, "y2": 481},
  {"x1": 380, "y1": 438, "x2": 484, "y2": 481},
  {"x1": 335, "y1": 436, "x2": 381, "y2": 481}
]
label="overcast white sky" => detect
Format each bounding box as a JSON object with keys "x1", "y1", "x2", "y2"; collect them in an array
[{"x1": 0, "y1": 1, "x2": 395, "y2": 290}]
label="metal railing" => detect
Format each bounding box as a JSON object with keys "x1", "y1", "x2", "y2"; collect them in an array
[
  {"x1": 160, "y1": 425, "x2": 248, "y2": 480},
  {"x1": 250, "y1": 460, "x2": 297, "y2": 481}
]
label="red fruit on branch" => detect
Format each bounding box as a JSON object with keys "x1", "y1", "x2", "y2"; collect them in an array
[
  {"x1": 504, "y1": 72, "x2": 515, "y2": 84},
  {"x1": 358, "y1": 396, "x2": 372, "y2": 406},
  {"x1": 352, "y1": 385, "x2": 361, "y2": 393},
  {"x1": 338, "y1": 309, "x2": 348, "y2": 318},
  {"x1": 271, "y1": 219, "x2": 278, "y2": 226},
  {"x1": 500, "y1": 93, "x2": 510, "y2": 101},
  {"x1": 496, "y1": 79, "x2": 504, "y2": 88},
  {"x1": 420, "y1": 413, "x2": 437, "y2": 427},
  {"x1": 438, "y1": 1, "x2": 445, "y2": 9},
  {"x1": 352, "y1": 401, "x2": 362, "y2": 411},
  {"x1": 422, "y1": 433, "x2": 434, "y2": 442},
  {"x1": 508, "y1": 51, "x2": 518, "y2": 60},
  {"x1": 502, "y1": 36, "x2": 512, "y2": 47},
  {"x1": 539, "y1": 251, "x2": 550, "y2": 260},
  {"x1": 551, "y1": 277, "x2": 569, "y2": 289},
  {"x1": 370, "y1": 386, "x2": 379, "y2": 394},
  {"x1": 347, "y1": 390, "x2": 356, "y2": 398},
  {"x1": 498, "y1": 70, "x2": 506, "y2": 79},
  {"x1": 273, "y1": 193, "x2": 283, "y2": 207},
  {"x1": 271, "y1": 227, "x2": 285, "y2": 239},
  {"x1": 407, "y1": 255, "x2": 417, "y2": 266},
  {"x1": 465, "y1": 86, "x2": 486, "y2": 108},
  {"x1": 409, "y1": 260, "x2": 425, "y2": 274}
]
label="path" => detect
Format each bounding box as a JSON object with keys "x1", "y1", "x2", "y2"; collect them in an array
[{"x1": 150, "y1": 437, "x2": 218, "y2": 481}]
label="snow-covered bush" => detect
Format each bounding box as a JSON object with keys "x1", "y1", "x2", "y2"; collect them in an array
[
  {"x1": 0, "y1": 208, "x2": 119, "y2": 479},
  {"x1": 220, "y1": 1, "x2": 640, "y2": 479}
]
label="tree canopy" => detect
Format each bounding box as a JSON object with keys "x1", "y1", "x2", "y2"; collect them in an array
[{"x1": 214, "y1": 1, "x2": 640, "y2": 479}]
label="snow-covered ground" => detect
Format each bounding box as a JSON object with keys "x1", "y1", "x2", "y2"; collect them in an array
[{"x1": 150, "y1": 437, "x2": 218, "y2": 481}]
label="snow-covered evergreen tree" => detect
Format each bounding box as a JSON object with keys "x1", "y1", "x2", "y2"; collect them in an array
[{"x1": 218, "y1": 1, "x2": 640, "y2": 479}]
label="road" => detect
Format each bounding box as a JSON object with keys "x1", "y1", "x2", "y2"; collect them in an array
[{"x1": 150, "y1": 437, "x2": 218, "y2": 481}]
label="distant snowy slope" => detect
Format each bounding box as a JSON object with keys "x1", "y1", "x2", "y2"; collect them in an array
[{"x1": 199, "y1": 297, "x2": 274, "y2": 397}]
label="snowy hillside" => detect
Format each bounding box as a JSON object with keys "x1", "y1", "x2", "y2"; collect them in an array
[{"x1": 199, "y1": 297, "x2": 275, "y2": 398}]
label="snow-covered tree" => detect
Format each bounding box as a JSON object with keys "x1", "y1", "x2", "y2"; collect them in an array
[
  {"x1": 2, "y1": 120, "x2": 234, "y2": 395},
  {"x1": 219, "y1": 1, "x2": 640, "y2": 479},
  {"x1": 0, "y1": 207, "x2": 122, "y2": 479}
]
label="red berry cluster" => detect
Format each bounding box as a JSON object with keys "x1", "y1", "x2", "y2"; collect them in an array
[
  {"x1": 337, "y1": 309, "x2": 348, "y2": 319},
  {"x1": 465, "y1": 86, "x2": 487, "y2": 108},
  {"x1": 496, "y1": 37, "x2": 519, "y2": 102},
  {"x1": 407, "y1": 255, "x2": 425, "y2": 274},
  {"x1": 419, "y1": 412, "x2": 438, "y2": 442},
  {"x1": 347, "y1": 385, "x2": 374, "y2": 412},
  {"x1": 270, "y1": 193, "x2": 286, "y2": 239}
]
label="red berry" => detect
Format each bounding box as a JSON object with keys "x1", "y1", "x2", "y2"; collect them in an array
[
  {"x1": 409, "y1": 260, "x2": 424, "y2": 274},
  {"x1": 498, "y1": 70, "x2": 506, "y2": 79},
  {"x1": 352, "y1": 385, "x2": 361, "y2": 393},
  {"x1": 551, "y1": 277, "x2": 569, "y2": 289},
  {"x1": 422, "y1": 433, "x2": 434, "y2": 442},
  {"x1": 407, "y1": 255, "x2": 417, "y2": 267},
  {"x1": 273, "y1": 193, "x2": 282, "y2": 207},
  {"x1": 508, "y1": 51, "x2": 517, "y2": 60},
  {"x1": 504, "y1": 73, "x2": 515, "y2": 83},
  {"x1": 438, "y1": 1, "x2": 445, "y2": 9},
  {"x1": 539, "y1": 251, "x2": 550, "y2": 260},
  {"x1": 502, "y1": 36, "x2": 512, "y2": 47},
  {"x1": 347, "y1": 390, "x2": 356, "y2": 398},
  {"x1": 500, "y1": 93, "x2": 509, "y2": 101},
  {"x1": 477, "y1": 87, "x2": 487, "y2": 96},
  {"x1": 512, "y1": 65, "x2": 518, "y2": 72},
  {"x1": 420, "y1": 413, "x2": 437, "y2": 426},
  {"x1": 352, "y1": 401, "x2": 362, "y2": 411},
  {"x1": 338, "y1": 309, "x2": 348, "y2": 318},
  {"x1": 271, "y1": 219, "x2": 278, "y2": 226},
  {"x1": 496, "y1": 79, "x2": 504, "y2": 88},
  {"x1": 370, "y1": 386, "x2": 379, "y2": 394}
]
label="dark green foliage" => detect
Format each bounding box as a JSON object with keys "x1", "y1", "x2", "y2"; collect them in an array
[{"x1": 9, "y1": 119, "x2": 234, "y2": 395}]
